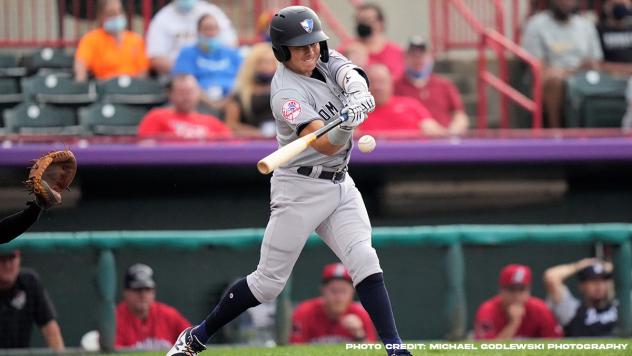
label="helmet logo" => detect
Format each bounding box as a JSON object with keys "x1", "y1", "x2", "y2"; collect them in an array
[{"x1": 300, "y1": 19, "x2": 314, "y2": 33}]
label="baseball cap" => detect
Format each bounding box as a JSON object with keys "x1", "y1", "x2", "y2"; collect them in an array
[
  {"x1": 407, "y1": 35, "x2": 428, "y2": 52},
  {"x1": 321, "y1": 263, "x2": 352, "y2": 284},
  {"x1": 578, "y1": 263, "x2": 612, "y2": 282},
  {"x1": 124, "y1": 263, "x2": 156, "y2": 289},
  {"x1": 499, "y1": 264, "x2": 532, "y2": 287}
]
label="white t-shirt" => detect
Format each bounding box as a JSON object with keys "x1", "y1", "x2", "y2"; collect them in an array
[{"x1": 146, "y1": 1, "x2": 238, "y2": 61}]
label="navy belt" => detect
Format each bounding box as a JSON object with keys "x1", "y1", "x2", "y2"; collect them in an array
[{"x1": 297, "y1": 166, "x2": 346, "y2": 182}]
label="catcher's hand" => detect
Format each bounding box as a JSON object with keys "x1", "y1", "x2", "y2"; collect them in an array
[{"x1": 25, "y1": 150, "x2": 77, "y2": 209}]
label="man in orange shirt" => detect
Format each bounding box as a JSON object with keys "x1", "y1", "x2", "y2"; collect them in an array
[
  {"x1": 138, "y1": 74, "x2": 231, "y2": 139},
  {"x1": 74, "y1": 0, "x2": 149, "y2": 81}
]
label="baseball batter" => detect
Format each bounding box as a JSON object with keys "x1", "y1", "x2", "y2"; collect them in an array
[{"x1": 168, "y1": 6, "x2": 411, "y2": 356}]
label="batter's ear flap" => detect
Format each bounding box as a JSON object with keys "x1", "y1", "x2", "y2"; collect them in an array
[
  {"x1": 319, "y1": 41, "x2": 329, "y2": 63},
  {"x1": 273, "y1": 45, "x2": 291, "y2": 62}
]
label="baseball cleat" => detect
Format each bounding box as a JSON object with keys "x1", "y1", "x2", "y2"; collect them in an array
[{"x1": 166, "y1": 327, "x2": 206, "y2": 356}]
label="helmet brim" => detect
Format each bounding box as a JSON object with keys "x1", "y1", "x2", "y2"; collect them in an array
[{"x1": 282, "y1": 31, "x2": 329, "y2": 47}]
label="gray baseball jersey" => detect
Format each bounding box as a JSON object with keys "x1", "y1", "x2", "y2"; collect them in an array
[
  {"x1": 270, "y1": 49, "x2": 357, "y2": 169},
  {"x1": 245, "y1": 49, "x2": 382, "y2": 304}
]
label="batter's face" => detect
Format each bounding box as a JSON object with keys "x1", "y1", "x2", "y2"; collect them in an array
[
  {"x1": 0, "y1": 252, "x2": 20, "y2": 290},
  {"x1": 579, "y1": 279, "x2": 610, "y2": 304},
  {"x1": 321, "y1": 279, "x2": 355, "y2": 318},
  {"x1": 499, "y1": 285, "x2": 530, "y2": 306},
  {"x1": 124, "y1": 288, "x2": 156, "y2": 319},
  {"x1": 286, "y1": 43, "x2": 320, "y2": 76}
]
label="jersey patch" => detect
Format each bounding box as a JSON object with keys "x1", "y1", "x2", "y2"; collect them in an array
[{"x1": 282, "y1": 99, "x2": 302, "y2": 123}]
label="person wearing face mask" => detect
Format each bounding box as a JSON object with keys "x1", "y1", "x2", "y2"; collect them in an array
[
  {"x1": 598, "y1": 0, "x2": 632, "y2": 75},
  {"x1": 394, "y1": 37, "x2": 469, "y2": 136},
  {"x1": 521, "y1": 0, "x2": 604, "y2": 128},
  {"x1": 74, "y1": 0, "x2": 149, "y2": 81},
  {"x1": 347, "y1": 3, "x2": 404, "y2": 82},
  {"x1": 146, "y1": 0, "x2": 237, "y2": 76},
  {"x1": 172, "y1": 13, "x2": 242, "y2": 113},
  {"x1": 224, "y1": 43, "x2": 277, "y2": 137}
]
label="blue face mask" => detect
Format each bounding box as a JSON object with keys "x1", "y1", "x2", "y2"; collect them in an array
[
  {"x1": 175, "y1": 0, "x2": 197, "y2": 14},
  {"x1": 406, "y1": 59, "x2": 434, "y2": 81},
  {"x1": 103, "y1": 15, "x2": 127, "y2": 34},
  {"x1": 198, "y1": 35, "x2": 222, "y2": 52}
]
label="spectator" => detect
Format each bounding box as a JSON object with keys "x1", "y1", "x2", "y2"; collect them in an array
[
  {"x1": 138, "y1": 74, "x2": 231, "y2": 139},
  {"x1": 360, "y1": 64, "x2": 435, "y2": 136},
  {"x1": 0, "y1": 250, "x2": 64, "y2": 350},
  {"x1": 521, "y1": 0, "x2": 604, "y2": 127},
  {"x1": 598, "y1": 0, "x2": 632, "y2": 75},
  {"x1": 342, "y1": 41, "x2": 369, "y2": 68},
  {"x1": 146, "y1": 0, "x2": 238, "y2": 75},
  {"x1": 224, "y1": 43, "x2": 277, "y2": 137},
  {"x1": 116, "y1": 263, "x2": 191, "y2": 350},
  {"x1": 395, "y1": 36, "x2": 469, "y2": 136},
  {"x1": 254, "y1": 10, "x2": 274, "y2": 43},
  {"x1": 351, "y1": 3, "x2": 405, "y2": 81},
  {"x1": 474, "y1": 264, "x2": 563, "y2": 340},
  {"x1": 290, "y1": 263, "x2": 377, "y2": 344},
  {"x1": 74, "y1": 0, "x2": 149, "y2": 81},
  {"x1": 172, "y1": 13, "x2": 242, "y2": 112},
  {"x1": 544, "y1": 258, "x2": 617, "y2": 337}
]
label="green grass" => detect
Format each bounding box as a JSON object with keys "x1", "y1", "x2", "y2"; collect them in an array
[{"x1": 109, "y1": 339, "x2": 632, "y2": 356}]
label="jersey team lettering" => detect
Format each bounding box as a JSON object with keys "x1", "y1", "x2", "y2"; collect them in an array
[{"x1": 282, "y1": 99, "x2": 302, "y2": 123}]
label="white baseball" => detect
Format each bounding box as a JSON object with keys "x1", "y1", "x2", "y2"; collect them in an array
[{"x1": 358, "y1": 135, "x2": 376, "y2": 153}]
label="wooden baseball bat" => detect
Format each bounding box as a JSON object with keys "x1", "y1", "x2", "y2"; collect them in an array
[{"x1": 257, "y1": 115, "x2": 348, "y2": 174}]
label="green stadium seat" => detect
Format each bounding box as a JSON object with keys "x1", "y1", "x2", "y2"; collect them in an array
[
  {"x1": 25, "y1": 47, "x2": 74, "y2": 74},
  {"x1": 3, "y1": 102, "x2": 80, "y2": 134},
  {"x1": 22, "y1": 74, "x2": 97, "y2": 105},
  {"x1": 97, "y1": 76, "x2": 167, "y2": 106},
  {"x1": 0, "y1": 78, "x2": 23, "y2": 106},
  {"x1": 565, "y1": 71, "x2": 628, "y2": 128},
  {"x1": 79, "y1": 102, "x2": 147, "y2": 136},
  {"x1": 0, "y1": 53, "x2": 27, "y2": 78},
  {"x1": 0, "y1": 78, "x2": 23, "y2": 128}
]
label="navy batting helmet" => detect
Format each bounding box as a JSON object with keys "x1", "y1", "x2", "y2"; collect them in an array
[{"x1": 269, "y1": 6, "x2": 329, "y2": 63}]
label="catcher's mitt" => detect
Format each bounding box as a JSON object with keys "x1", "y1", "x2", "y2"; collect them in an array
[{"x1": 25, "y1": 150, "x2": 77, "y2": 209}]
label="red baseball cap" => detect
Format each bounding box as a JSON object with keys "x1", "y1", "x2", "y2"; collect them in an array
[
  {"x1": 321, "y1": 263, "x2": 352, "y2": 284},
  {"x1": 499, "y1": 264, "x2": 532, "y2": 287}
]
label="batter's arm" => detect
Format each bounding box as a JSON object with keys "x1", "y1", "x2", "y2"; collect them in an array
[{"x1": 299, "y1": 120, "x2": 346, "y2": 156}]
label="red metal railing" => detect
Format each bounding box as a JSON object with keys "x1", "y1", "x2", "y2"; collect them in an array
[
  {"x1": 0, "y1": 0, "x2": 350, "y2": 48},
  {"x1": 430, "y1": 0, "x2": 512, "y2": 54},
  {"x1": 448, "y1": 0, "x2": 542, "y2": 129}
]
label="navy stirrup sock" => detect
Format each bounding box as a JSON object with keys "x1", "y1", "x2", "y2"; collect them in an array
[
  {"x1": 191, "y1": 277, "x2": 260, "y2": 343},
  {"x1": 355, "y1": 273, "x2": 403, "y2": 348}
]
